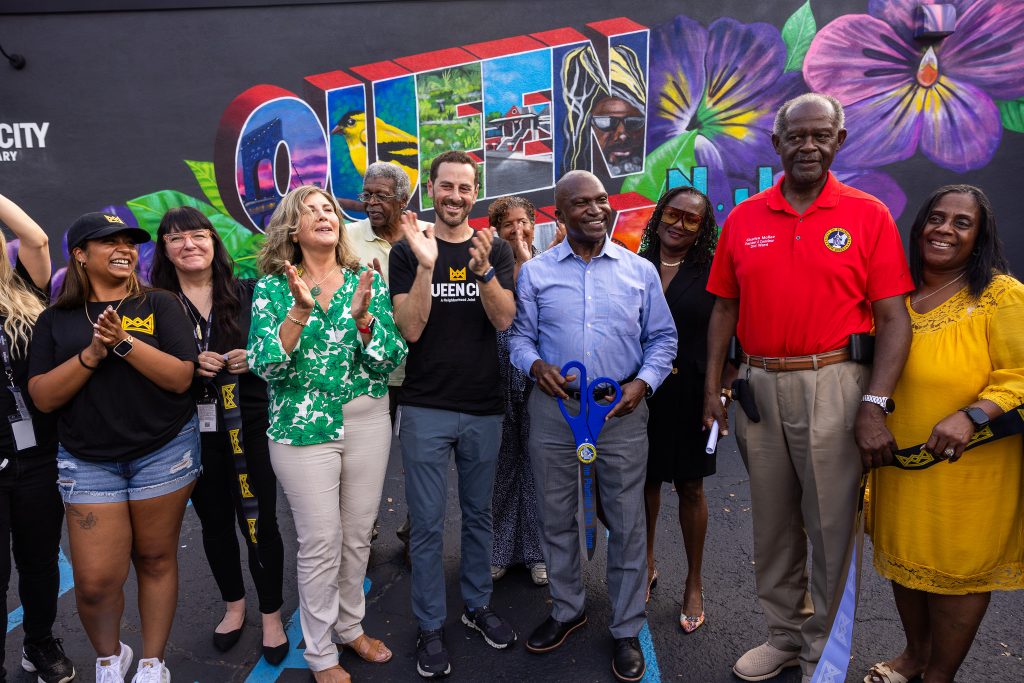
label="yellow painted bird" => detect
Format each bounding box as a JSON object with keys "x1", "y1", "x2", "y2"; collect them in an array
[{"x1": 331, "y1": 111, "x2": 419, "y2": 189}]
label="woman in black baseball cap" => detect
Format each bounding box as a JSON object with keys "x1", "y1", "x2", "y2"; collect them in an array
[{"x1": 28, "y1": 211, "x2": 200, "y2": 683}]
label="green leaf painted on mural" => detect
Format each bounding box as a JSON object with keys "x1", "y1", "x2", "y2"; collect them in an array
[
  {"x1": 996, "y1": 98, "x2": 1024, "y2": 133},
  {"x1": 125, "y1": 189, "x2": 263, "y2": 278},
  {"x1": 621, "y1": 130, "x2": 700, "y2": 201},
  {"x1": 184, "y1": 159, "x2": 229, "y2": 215},
  {"x1": 782, "y1": 1, "x2": 817, "y2": 73}
]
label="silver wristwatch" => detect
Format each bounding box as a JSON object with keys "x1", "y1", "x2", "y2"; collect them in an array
[{"x1": 861, "y1": 394, "x2": 895, "y2": 414}]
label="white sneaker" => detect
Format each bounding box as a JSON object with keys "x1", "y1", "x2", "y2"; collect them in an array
[
  {"x1": 96, "y1": 642, "x2": 133, "y2": 683},
  {"x1": 490, "y1": 565, "x2": 507, "y2": 580},
  {"x1": 529, "y1": 563, "x2": 549, "y2": 586},
  {"x1": 131, "y1": 657, "x2": 170, "y2": 683},
  {"x1": 733, "y1": 642, "x2": 799, "y2": 681}
]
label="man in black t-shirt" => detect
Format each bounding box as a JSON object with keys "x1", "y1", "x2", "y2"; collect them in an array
[{"x1": 389, "y1": 151, "x2": 517, "y2": 678}]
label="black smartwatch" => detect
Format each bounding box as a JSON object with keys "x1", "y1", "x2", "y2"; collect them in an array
[
  {"x1": 960, "y1": 406, "x2": 990, "y2": 430},
  {"x1": 112, "y1": 335, "x2": 134, "y2": 358},
  {"x1": 477, "y1": 266, "x2": 496, "y2": 283}
]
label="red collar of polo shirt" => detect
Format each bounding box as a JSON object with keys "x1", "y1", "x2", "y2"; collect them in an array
[{"x1": 765, "y1": 171, "x2": 841, "y2": 216}]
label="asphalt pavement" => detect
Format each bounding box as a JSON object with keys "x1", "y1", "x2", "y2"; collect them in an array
[{"x1": 4, "y1": 423, "x2": 1022, "y2": 682}]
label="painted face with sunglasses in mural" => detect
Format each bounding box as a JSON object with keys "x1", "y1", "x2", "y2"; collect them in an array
[{"x1": 591, "y1": 95, "x2": 645, "y2": 175}]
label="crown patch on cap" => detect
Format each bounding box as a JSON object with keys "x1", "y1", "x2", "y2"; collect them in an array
[{"x1": 104, "y1": 214, "x2": 125, "y2": 225}]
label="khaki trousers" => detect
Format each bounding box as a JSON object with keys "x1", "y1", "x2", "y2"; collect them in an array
[
  {"x1": 268, "y1": 393, "x2": 391, "y2": 671},
  {"x1": 735, "y1": 361, "x2": 867, "y2": 677}
]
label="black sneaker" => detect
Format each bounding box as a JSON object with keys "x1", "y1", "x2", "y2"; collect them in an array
[
  {"x1": 461, "y1": 605, "x2": 517, "y2": 649},
  {"x1": 22, "y1": 636, "x2": 76, "y2": 683},
  {"x1": 415, "y1": 628, "x2": 451, "y2": 678}
]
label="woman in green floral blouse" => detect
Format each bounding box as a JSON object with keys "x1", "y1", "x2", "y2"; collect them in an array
[{"x1": 248, "y1": 185, "x2": 407, "y2": 683}]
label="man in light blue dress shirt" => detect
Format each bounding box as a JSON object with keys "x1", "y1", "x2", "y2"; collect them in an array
[{"x1": 509, "y1": 170, "x2": 676, "y2": 682}]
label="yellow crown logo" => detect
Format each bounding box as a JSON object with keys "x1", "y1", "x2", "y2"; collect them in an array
[
  {"x1": 247, "y1": 518, "x2": 257, "y2": 544},
  {"x1": 104, "y1": 214, "x2": 125, "y2": 224},
  {"x1": 449, "y1": 266, "x2": 466, "y2": 281},
  {"x1": 121, "y1": 313, "x2": 154, "y2": 335}
]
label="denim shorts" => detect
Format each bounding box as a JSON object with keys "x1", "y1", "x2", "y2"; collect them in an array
[{"x1": 56, "y1": 415, "x2": 202, "y2": 504}]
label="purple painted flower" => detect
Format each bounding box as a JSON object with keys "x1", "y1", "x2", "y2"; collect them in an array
[
  {"x1": 805, "y1": 0, "x2": 1024, "y2": 172},
  {"x1": 649, "y1": 15, "x2": 804, "y2": 215}
]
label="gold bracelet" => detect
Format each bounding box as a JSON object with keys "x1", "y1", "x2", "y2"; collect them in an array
[
  {"x1": 286, "y1": 313, "x2": 307, "y2": 327},
  {"x1": 721, "y1": 387, "x2": 734, "y2": 400}
]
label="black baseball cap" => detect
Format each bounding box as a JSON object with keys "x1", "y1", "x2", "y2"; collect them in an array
[{"x1": 67, "y1": 212, "x2": 152, "y2": 251}]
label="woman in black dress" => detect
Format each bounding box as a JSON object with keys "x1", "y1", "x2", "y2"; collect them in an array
[{"x1": 639, "y1": 186, "x2": 724, "y2": 633}]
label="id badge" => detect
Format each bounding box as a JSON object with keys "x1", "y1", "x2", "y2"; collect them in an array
[
  {"x1": 8, "y1": 414, "x2": 35, "y2": 451},
  {"x1": 197, "y1": 399, "x2": 219, "y2": 432}
]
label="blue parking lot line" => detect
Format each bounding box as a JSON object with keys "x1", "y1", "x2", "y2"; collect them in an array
[
  {"x1": 7, "y1": 547, "x2": 74, "y2": 633},
  {"x1": 639, "y1": 621, "x2": 662, "y2": 682},
  {"x1": 244, "y1": 577, "x2": 372, "y2": 682}
]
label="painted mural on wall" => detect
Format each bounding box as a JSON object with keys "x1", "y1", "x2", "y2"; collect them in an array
[{"x1": 20, "y1": 0, "x2": 1024, "y2": 291}]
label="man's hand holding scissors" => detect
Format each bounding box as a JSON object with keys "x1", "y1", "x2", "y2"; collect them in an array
[
  {"x1": 530, "y1": 360, "x2": 576, "y2": 399},
  {"x1": 604, "y1": 379, "x2": 647, "y2": 420}
]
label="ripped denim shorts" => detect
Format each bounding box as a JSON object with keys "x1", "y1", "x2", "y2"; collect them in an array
[{"x1": 56, "y1": 415, "x2": 202, "y2": 504}]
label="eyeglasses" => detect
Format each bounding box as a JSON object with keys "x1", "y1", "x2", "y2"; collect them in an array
[
  {"x1": 591, "y1": 115, "x2": 645, "y2": 132},
  {"x1": 660, "y1": 207, "x2": 703, "y2": 231},
  {"x1": 357, "y1": 191, "x2": 400, "y2": 204},
  {"x1": 163, "y1": 230, "x2": 212, "y2": 247}
]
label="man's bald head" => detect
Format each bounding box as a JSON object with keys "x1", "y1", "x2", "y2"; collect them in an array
[
  {"x1": 554, "y1": 170, "x2": 605, "y2": 204},
  {"x1": 554, "y1": 170, "x2": 612, "y2": 246}
]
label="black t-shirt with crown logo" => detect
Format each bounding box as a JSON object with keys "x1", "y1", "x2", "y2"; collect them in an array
[
  {"x1": 28, "y1": 290, "x2": 198, "y2": 461},
  {"x1": 389, "y1": 234, "x2": 514, "y2": 415}
]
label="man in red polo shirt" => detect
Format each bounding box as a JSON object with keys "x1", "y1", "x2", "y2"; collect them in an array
[{"x1": 703, "y1": 93, "x2": 912, "y2": 683}]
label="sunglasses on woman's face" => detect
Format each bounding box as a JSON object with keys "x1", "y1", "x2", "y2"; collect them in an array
[
  {"x1": 591, "y1": 115, "x2": 645, "y2": 132},
  {"x1": 660, "y1": 207, "x2": 703, "y2": 231}
]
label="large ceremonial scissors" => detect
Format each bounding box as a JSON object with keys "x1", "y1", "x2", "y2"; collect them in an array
[{"x1": 556, "y1": 360, "x2": 621, "y2": 560}]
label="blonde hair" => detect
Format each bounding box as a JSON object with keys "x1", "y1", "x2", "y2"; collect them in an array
[
  {"x1": 0, "y1": 232, "x2": 46, "y2": 357},
  {"x1": 257, "y1": 185, "x2": 359, "y2": 275}
]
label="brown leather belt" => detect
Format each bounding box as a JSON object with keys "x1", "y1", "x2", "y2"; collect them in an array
[{"x1": 743, "y1": 347, "x2": 850, "y2": 372}]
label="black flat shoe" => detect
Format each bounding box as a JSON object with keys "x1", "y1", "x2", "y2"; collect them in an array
[
  {"x1": 612, "y1": 637, "x2": 645, "y2": 682},
  {"x1": 213, "y1": 620, "x2": 245, "y2": 652},
  {"x1": 525, "y1": 613, "x2": 587, "y2": 653},
  {"x1": 263, "y1": 636, "x2": 290, "y2": 665}
]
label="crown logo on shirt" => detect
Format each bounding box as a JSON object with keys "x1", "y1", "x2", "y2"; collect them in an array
[
  {"x1": 121, "y1": 313, "x2": 154, "y2": 335},
  {"x1": 449, "y1": 266, "x2": 466, "y2": 281}
]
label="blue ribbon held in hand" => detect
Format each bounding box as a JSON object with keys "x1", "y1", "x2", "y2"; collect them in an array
[{"x1": 556, "y1": 360, "x2": 621, "y2": 560}]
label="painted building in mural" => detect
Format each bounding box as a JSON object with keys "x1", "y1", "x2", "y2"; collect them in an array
[{"x1": 2, "y1": 0, "x2": 1024, "y2": 292}]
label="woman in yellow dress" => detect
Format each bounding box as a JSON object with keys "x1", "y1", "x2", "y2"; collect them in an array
[{"x1": 866, "y1": 185, "x2": 1024, "y2": 683}]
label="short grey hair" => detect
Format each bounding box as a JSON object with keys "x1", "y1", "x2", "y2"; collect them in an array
[
  {"x1": 363, "y1": 162, "x2": 412, "y2": 205},
  {"x1": 773, "y1": 93, "x2": 845, "y2": 137}
]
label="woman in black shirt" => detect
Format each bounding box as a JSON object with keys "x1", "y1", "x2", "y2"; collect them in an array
[
  {"x1": 149, "y1": 206, "x2": 287, "y2": 663},
  {"x1": 28, "y1": 213, "x2": 198, "y2": 683},
  {"x1": 0, "y1": 194, "x2": 75, "y2": 683}
]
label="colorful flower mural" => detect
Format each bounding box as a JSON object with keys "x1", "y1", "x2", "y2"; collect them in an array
[
  {"x1": 637, "y1": 15, "x2": 805, "y2": 220},
  {"x1": 804, "y1": 0, "x2": 1024, "y2": 172}
]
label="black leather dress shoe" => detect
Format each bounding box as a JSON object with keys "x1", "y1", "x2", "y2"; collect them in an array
[
  {"x1": 612, "y1": 637, "x2": 645, "y2": 682},
  {"x1": 212, "y1": 621, "x2": 245, "y2": 652},
  {"x1": 525, "y1": 613, "x2": 587, "y2": 653},
  {"x1": 262, "y1": 635, "x2": 290, "y2": 665}
]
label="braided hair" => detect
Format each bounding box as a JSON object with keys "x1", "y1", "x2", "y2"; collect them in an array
[{"x1": 638, "y1": 186, "x2": 717, "y2": 271}]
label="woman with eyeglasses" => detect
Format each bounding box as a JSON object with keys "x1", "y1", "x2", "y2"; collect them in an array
[
  {"x1": 28, "y1": 212, "x2": 199, "y2": 683},
  {"x1": 249, "y1": 185, "x2": 406, "y2": 683},
  {"x1": 148, "y1": 207, "x2": 288, "y2": 664},
  {"x1": 637, "y1": 187, "x2": 728, "y2": 633}
]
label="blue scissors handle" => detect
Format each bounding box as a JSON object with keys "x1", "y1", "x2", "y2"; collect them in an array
[
  {"x1": 556, "y1": 361, "x2": 622, "y2": 444},
  {"x1": 556, "y1": 360, "x2": 588, "y2": 427}
]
